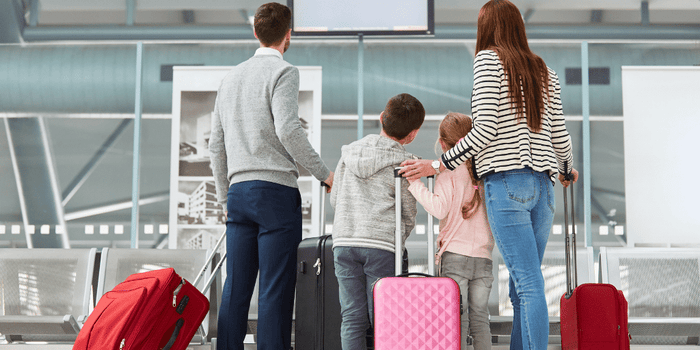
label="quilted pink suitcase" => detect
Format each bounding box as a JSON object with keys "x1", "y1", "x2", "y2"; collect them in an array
[{"x1": 373, "y1": 171, "x2": 462, "y2": 350}]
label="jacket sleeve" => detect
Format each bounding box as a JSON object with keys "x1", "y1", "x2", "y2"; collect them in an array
[
  {"x1": 330, "y1": 155, "x2": 344, "y2": 209},
  {"x1": 272, "y1": 66, "x2": 331, "y2": 182},
  {"x1": 442, "y1": 50, "x2": 501, "y2": 170},
  {"x1": 401, "y1": 177, "x2": 417, "y2": 241}
]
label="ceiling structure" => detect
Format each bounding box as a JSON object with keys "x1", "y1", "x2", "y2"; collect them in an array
[{"x1": 25, "y1": 0, "x2": 700, "y2": 27}]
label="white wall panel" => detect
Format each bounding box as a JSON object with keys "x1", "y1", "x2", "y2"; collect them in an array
[{"x1": 622, "y1": 66, "x2": 700, "y2": 246}]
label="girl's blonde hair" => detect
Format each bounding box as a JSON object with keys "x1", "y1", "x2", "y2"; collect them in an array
[{"x1": 439, "y1": 112, "x2": 483, "y2": 219}]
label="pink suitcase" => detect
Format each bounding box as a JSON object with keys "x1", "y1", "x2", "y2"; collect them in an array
[{"x1": 373, "y1": 171, "x2": 462, "y2": 350}]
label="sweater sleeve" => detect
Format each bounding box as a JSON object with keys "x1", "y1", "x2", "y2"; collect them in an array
[
  {"x1": 549, "y1": 71, "x2": 574, "y2": 174},
  {"x1": 401, "y1": 177, "x2": 417, "y2": 240},
  {"x1": 209, "y1": 93, "x2": 229, "y2": 207},
  {"x1": 442, "y1": 50, "x2": 501, "y2": 170},
  {"x1": 407, "y1": 175, "x2": 452, "y2": 220},
  {"x1": 272, "y1": 66, "x2": 331, "y2": 182}
]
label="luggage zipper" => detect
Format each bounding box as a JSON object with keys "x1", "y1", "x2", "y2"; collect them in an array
[
  {"x1": 172, "y1": 278, "x2": 185, "y2": 307},
  {"x1": 119, "y1": 338, "x2": 125, "y2": 350}
]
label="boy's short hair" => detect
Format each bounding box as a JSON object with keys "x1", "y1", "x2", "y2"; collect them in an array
[
  {"x1": 254, "y1": 2, "x2": 292, "y2": 47},
  {"x1": 382, "y1": 93, "x2": 426, "y2": 140}
]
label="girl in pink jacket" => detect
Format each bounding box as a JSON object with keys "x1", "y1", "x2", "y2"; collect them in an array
[{"x1": 407, "y1": 112, "x2": 495, "y2": 350}]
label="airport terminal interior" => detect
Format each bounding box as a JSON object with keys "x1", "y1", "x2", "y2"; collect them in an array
[{"x1": 0, "y1": 0, "x2": 699, "y2": 348}]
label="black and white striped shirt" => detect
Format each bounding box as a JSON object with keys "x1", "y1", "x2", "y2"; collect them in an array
[{"x1": 441, "y1": 50, "x2": 573, "y2": 182}]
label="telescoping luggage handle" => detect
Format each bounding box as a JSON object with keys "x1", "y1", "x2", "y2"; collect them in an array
[
  {"x1": 394, "y1": 168, "x2": 435, "y2": 276},
  {"x1": 312, "y1": 182, "x2": 330, "y2": 276},
  {"x1": 563, "y1": 167, "x2": 578, "y2": 299}
]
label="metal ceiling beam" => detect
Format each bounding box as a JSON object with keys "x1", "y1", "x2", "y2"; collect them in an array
[
  {"x1": 29, "y1": 0, "x2": 39, "y2": 27},
  {"x1": 5, "y1": 117, "x2": 71, "y2": 248},
  {"x1": 126, "y1": 0, "x2": 135, "y2": 26},
  {"x1": 641, "y1": 1, "x2": 650, "y2": 26},
  {"x1": 64, "y1": 192, "x2": 169, "y2": 221},
  {"x1": 61, "y1": 119, "x2": 132, "y2": 207},
  {"x1": 20, "y1": 24, "x2": 700, "y2": 42},
  {"x1": 0, "y1": 0, "x2": 25, "y2": 43},
  {"x1": 434, "y1": 24, "x2": 700, "y2": 40},
  {"x1": 22, "y1": 25, "x2": 255, "y2": 41}
]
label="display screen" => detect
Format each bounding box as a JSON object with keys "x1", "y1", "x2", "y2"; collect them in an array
[{"x1": 288, "y1": 0, "x2": 434, "y2": 37}]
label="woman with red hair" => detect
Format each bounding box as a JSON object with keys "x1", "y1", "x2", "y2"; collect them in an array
[{"x1": 401, "y1": 1, "x2": 578, "y2": 349}]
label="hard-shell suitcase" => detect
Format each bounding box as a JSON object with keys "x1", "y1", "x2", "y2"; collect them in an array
[
  {"x1": 295, "y1": 234, "x2": 342, "y2": 350},
  {"x1": 295, "y1": 183, "x2": 343, "y2": 350},
  {"x1": 73, "y1": 267, "x2": 210, "y2": 350},
  {"x1": 373, "y1": 171, "x2": 462, "y2": 350},
  {"x1": 559, "y1": 175, "x2": 630, "y2": 350}
]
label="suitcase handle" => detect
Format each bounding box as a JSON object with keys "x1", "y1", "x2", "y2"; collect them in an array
[
  {"x1": 563, "y1": 162, "x2": 578, "y2": 299},
  {"x1": 396, "y1": 272, "x2": 432, "y2": 278},
  {"x1": 320, "y1": 181, "x2": 329, "y2": 236},
  {"x1": 161, "y1": 318, "x2": 184, "y2": 350}
]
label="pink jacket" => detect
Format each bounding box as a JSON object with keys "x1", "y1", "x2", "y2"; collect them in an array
[{"x1": 408, "y1": 163, "x2": 494, "y2": 264}]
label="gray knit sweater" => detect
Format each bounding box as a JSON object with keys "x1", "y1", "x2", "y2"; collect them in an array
[
  {"x1": 330, "y1": 134, "x2": 418, "y2": 253},
  {"x1": 209, "y1": 49, "x2": 330, "y2": 207}
]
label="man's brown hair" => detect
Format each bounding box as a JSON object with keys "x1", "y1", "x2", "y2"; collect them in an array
[
  {"x1": 254, "y1": 2, "x2": 292, "y2": 46},
  {"x1": 381, "y1": 93, "x2": 425, "y2": 140}
]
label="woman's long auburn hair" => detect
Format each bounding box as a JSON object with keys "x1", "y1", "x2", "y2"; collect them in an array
[
  {"x1": 476, "y1": 0, "x2": 549, "y2": 132},
  {"x1": 439, "y1": 112, "x2": 482, "y2": 219}
]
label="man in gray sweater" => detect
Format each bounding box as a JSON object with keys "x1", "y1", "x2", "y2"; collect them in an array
[
  {"x1": 209, "y1": 3, "x2": 333, "y2": 350},
  {"x1": 330, "y1": 93, "x2": 425, "y2": 350}
]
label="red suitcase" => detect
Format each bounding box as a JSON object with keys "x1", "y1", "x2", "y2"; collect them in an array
[
  {"x1": 559, "y1": 179, "x2": 630, "y2": 350},
  {"x1": 372, "y1": 171, "x2": 462, "y2": 350},
  {"x1": 73, "y1": 267, "x2": 209, "y2": 350}
]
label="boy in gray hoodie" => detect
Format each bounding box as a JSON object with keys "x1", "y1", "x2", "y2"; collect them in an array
[{"x1": 330, "y1": 93, "x2": 425, "y2": 350}]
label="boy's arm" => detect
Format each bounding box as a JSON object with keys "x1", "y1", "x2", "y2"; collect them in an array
[
  {"x1": 330, "y1": 156, "x2": 344, "y2": 208},
  {"x1": 401, "y1": 177, "x2": 417, "y2": 239}
]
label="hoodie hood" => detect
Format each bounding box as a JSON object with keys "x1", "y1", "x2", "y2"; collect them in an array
[{"x1": 341, "y1": 134, "x2": 417, "y2": 179}]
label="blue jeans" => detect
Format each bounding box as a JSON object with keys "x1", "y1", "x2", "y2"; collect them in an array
[
  {"x1": 217, "y1": 181, "x2": 302, "y2": 350},
  {"x1": 333, "y1": 246, "x2": 395, "y2": 350},
  {"x1": 440, "y1": 251, "x2": 494, "y2": 350},
  {"x1": 483, "y1": 168, "x2": 555, "y2": 350}
]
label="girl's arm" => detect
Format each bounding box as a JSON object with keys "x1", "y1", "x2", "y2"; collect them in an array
[
  {"x1": 407, "y1": 175, "x2": 452, "y2": 220},
  {"x1": 441, "y1": 50, "x2": 501, "y2": 171}
]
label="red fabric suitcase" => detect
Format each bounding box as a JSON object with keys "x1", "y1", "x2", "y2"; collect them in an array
[
  {"x1": 73, "y1": 267, "x2": 209, "y2": 350},
  {"x1": 559, "y1": 181, "x2": 630, "y2": 350},
  {"x1": 373, "y1": 172, "x2": 462, "y2": 350}
]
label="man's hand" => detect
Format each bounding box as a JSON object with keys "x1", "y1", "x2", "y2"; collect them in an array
[
  {"x1": 559, "y1": 168, "x2": 579, "y2": 188},
  {"x1": 323, "y1": 171, "x2": 334, "y2": 193}
]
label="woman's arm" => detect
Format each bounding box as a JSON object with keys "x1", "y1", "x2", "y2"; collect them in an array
[
  {"x1": 441, "y1": 50, "x2": 501, "y2": 171},
  {"x1": 549, "y1": 71, "x2": 575, "y2": 178}
]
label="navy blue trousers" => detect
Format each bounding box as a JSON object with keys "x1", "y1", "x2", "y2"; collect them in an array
[{"x1": 217, "y1": 181, "x2": 302, "y2": 350}]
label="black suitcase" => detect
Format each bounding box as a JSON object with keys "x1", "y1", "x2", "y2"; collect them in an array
[
  {"x1": 294, "y1": 183, "x2": 406, "y2": 349},
  {"x1": 295, "y1": 183, "x2": 342, "y2": 350}
]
